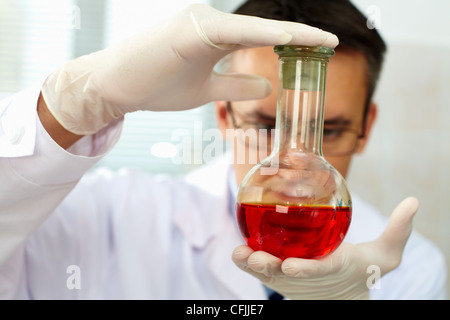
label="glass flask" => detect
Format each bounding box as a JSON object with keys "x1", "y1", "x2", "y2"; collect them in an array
[{"x1": 235, "y1": 45, "x2": 352, "y2": 260}]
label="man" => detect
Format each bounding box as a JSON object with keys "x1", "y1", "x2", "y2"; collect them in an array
[
  {"x1": 0, "y1": 1, "x2": 445, "y2": 299},
  {"x1": 217, "y1": 0, "x2": 446, "y2": 299}
]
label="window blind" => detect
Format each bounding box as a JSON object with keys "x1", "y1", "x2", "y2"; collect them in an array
[
  {"x1": 0, "y1": 0, "x2": 229, "y2": 175},
  {"x1": 0, "y1": 0, "x2": 75, "y2": 92},
  {"x1": 96, "y1": 0, "x2": 221, "y2": 175}
]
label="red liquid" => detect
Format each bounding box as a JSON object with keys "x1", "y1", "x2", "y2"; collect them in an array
[{"x1": 236, "y1": 203, "x2": 351, "y2": 259}]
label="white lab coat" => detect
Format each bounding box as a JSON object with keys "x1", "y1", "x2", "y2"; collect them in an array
[{"x1": 0, "y1": 84, "x2": 447, "y2": 300}]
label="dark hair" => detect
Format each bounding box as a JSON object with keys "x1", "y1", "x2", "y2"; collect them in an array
[{"x1": 233, "y1": 0, "x2": 386, "y2": 121}]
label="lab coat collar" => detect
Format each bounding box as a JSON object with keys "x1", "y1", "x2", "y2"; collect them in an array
[
  {"x1": 172, "y1": 154, "x2": 231, "y2": 249},
  {"x1": 172, "y1": 154, "x2": 266, "y2": 299}
]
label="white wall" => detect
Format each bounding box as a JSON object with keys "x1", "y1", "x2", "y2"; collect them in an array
[
  {"x1": 348, "y1": 0, "x2": 450, "y2": 296},
  {"x1": 0, "y1": 0, "x2": 74, "y2": 92}
]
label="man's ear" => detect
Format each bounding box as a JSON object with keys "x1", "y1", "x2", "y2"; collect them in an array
[
  {"x1": 355, "y1": 102, "x2": 377, "y2": 154},
  {"x1": 214, "y1": 100, "x2": 231, "y2": 138}
]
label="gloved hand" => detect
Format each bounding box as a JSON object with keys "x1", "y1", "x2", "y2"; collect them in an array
[
  {"x1": 41, "y1": 4, "x2": 338, "y2": 135},
  {"x1": 232, "y1": 197, "x2": 419, "y2": 300}
]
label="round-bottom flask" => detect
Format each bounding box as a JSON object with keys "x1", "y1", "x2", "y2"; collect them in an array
[{"x1": 236, "y1": 46, "x2": 352, "y2": 260}]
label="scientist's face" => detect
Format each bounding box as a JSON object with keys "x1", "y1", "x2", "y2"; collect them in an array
[{"x1": 215, "y1": 46, "x2": 377, "y2": 186}]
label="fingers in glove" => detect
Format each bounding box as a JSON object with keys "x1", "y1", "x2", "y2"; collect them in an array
[
  {"x1": 232, "y1": 245, "x2": 254, "y2": 269},
  {"x1": 232, "y1": 246, "x2": 283, "y2": 283},
  {"x1": 216, "y1": 13, "x2": 339, "y2": 48},
  {"x1": 188, "y1": 4, "x2": 339, "y2": 50},
  {"x1": 208, "y1": 71, "x2": 272, "y2": 101},
  {"x1": 247, "y1": 251, "x2": 284, "y2": 277},
  {"x1": 281, "y1": 243, "x2": 350, "y2": 278},
  {"x1": 374, "y1": 196, "x2": 419, "y2": 273},
  {"x1": 232, "y1": 245, "x2": 268, "y2": 282}
]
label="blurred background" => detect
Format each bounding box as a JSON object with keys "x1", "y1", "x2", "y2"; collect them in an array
[{"x1": 1, "y1": 0, "x2": 449, "y2": 296}]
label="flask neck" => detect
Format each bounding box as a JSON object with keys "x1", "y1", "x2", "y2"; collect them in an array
[
  {"x1": 272, "y1": 46, "x2": 332, "y2": 157},
  {"x1": 274, "y1": 85, "x2": 325, "y2": 156}
]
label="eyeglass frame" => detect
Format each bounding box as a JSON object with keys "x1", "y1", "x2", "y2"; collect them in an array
[{"x1": 226, "y1": 102, "x2": 366, "y2": 156}]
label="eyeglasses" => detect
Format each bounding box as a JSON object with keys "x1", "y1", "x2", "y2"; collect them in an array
[{"x1": 227, "y1": 102, "x2": 365, "y2": 156}]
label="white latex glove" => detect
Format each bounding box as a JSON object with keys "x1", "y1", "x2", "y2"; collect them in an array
[
  {"x1": 41, "y1": 4, "x2": 338, "y2": 135},
  {"x1": 232, "y1": 197, "x2": 419, "y2": 300}
]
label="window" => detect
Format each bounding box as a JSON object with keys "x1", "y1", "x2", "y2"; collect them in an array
[{"x1": 0, "y1": 0, "x2": 243, "y2": 174}]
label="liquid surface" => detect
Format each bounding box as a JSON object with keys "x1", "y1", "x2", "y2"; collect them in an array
[{"x1": 236, "y1": 203, "x2": 351, "y2": 259}]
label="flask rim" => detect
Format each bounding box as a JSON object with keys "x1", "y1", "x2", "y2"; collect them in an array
[{"x1": 274, "y1": 45, "x2": 335, "y2": 59}]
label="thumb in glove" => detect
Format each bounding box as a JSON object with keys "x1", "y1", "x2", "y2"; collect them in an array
[{"x1": 232, "y1": 197, "x2": 419, "y2": 300}]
